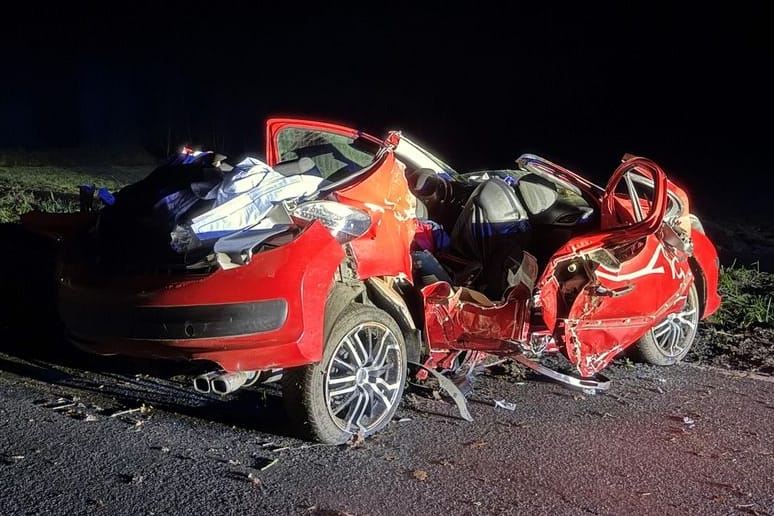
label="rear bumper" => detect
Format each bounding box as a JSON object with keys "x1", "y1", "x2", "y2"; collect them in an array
[
  {"x1": 60, "y1": 222, "x2": 345, "y2": 371},
  {"x1": 62, "y1": 300, "x2": 288, "y2": 340}
]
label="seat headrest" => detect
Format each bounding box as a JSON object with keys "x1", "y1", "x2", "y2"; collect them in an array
[
  {"x1": 273, "y1": 157, "x2": 320, "y2": 177},
  {"x1": 517, "y1": 173, "x2": 558, "y2": 215},
  {"x1": 407, "y1": 168, "x2": 442, "y2": 196}
]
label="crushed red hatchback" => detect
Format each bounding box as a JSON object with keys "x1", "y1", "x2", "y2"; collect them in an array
[{"x1": 20, "y1": 118, "x2": 721, "y2": 443}]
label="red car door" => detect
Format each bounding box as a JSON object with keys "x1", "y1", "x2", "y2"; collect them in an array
[
  {"x1": 537, "y1": 156, "x2": 694, "y2": 377},
  {"x1": 265, "y1": 118, "x2": 384, "y2": 168},
  {"x1": 265, "y1": 118, "x2": 417, "y2": 279}
]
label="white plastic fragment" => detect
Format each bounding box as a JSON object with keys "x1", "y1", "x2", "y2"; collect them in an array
[{"x1": 494, "y1": 399, "x2": 516, "y2": 411}]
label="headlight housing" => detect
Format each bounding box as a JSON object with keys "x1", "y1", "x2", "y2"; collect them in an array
[{"x1": 292, "y1": 201, "x2": 372, "y2": 243}]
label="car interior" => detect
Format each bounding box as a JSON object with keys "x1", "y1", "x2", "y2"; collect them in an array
[
  {"x1": 404, "y1": 165, "x2": 600, "y2": 300},
  {"x1": 270, "y1": 129, "x2": 602, "y2": 301}
]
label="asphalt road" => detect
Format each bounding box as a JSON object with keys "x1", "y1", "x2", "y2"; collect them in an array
[{"x1": 0, "y1": 340, "x2": 772, "y2": 516}]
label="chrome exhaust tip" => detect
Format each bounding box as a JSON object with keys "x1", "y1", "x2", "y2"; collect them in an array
[
  {"x1": 192, "y1": 371, "x2": 219, "y2": 394},
  {"x1": 211, "y1": 371, "x2": 253, "y2": 395}
]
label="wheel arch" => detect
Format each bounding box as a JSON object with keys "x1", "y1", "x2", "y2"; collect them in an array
[
  {"x1": 688, "y1": 256, "x2": 707, "y2": 318},
  {"x1": 324, "y1": 280, "x2": 367, "y2": 340},
  {"x1": 365, "y1": 277, "x2": 423, "y2": 364}
]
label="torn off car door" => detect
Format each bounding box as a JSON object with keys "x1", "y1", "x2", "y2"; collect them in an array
[
  {"x1": 421, "y1": 252, "x2": 538, "y2": 354},
  {"x1": 537, "y1": 157, "x2": 694, "y2": 377}
]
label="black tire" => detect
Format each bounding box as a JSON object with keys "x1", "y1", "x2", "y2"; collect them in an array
[
  {"x1": 282, "y1": 303, "x2": 407, "y2": 444},
  {"x1": 634, "y1": 282, "x2": 700, "y2": 365}
]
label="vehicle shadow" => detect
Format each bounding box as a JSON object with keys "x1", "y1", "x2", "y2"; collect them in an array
[{"x1": 0, "y1": 324, "x2": 301, "y2": 440}]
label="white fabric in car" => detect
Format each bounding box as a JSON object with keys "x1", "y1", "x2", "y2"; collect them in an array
[{"x1": 189, "y1": 157, "x2": 323, "y2": 240}]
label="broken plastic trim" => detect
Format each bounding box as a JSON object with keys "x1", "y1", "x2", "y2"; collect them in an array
[
  {"x1": 510, "y1": 354, "x2": 610, "y2": 393},
  {"x1": 408, "y1": 361, "x2": 474, "y2": 422}
]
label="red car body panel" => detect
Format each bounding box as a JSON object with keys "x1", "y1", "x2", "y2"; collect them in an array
[
  {"x1": 265, "y1": 118, "x2": 383, "y2": 166},
  {"x1": 61, "y1": 221, "x2": 345, "y2": 371},
  {"x1": 20, "y1": 210, "x2": 96, "y2": 240},
  {"x1": 266, "y1": 118, "x2": 416, "y2": 280},
  {"x1": 549, "y1": 238, "x2": 693, "y2": 376},
  {"x1": 421, "y1": 278, "x2": 532, "y2": 353},
  {"x1": 692, "y1": 229, "x2": 722, "y2": 318},
  {"x1": 334, "y1": 154, "x2": 416, "y2": 280}
]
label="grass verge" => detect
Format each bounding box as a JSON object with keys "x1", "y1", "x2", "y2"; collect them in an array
[
  {"x1": 689, "y1": 263, "x2": 774, "y2": 374},
  {"x1": 0, "y1": 165, "x2": 147, "y2": 223}
]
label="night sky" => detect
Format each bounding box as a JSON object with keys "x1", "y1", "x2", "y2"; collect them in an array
[{"x1": 2, "y1": 3, "x2": 771, "y2": 214}]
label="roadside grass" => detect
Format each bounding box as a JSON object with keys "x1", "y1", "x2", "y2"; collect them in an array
[
  {"x1": 689, "y1": 263, "x2": 774, "y2": 374},
  {"x1": 0, "y1": 165, "x2": 148, "y2": 223},
  {"x1": 711, "y1": 263, "x2": 773, "y2": 328}
]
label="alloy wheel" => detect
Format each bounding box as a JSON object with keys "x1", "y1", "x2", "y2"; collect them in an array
[{"x1": 324, "y1": 321, "x2": 403, "y2": 433}]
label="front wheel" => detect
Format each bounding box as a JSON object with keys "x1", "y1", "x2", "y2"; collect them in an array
[
  {"x1": 283, "y1": 304, "x2": 407, "y2": 444},
  {"x1": 634, "y1": 282, "x2": 700, "y2": 365}
]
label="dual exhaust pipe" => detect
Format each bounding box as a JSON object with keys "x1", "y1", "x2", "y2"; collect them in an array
[{"x1": 193, "y1": 369, "x2": 283, "y2": 395}]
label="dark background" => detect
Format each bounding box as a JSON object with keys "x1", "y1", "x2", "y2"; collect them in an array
[{"x1": 1, "y1": 2, "x2": 771, "y2": 212}]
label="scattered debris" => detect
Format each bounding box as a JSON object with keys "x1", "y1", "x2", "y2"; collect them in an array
[
  {"x1": 394, "y1": 417, "x2": 412, "y2": 423},
  {"x1": 413, "y1": 469, "x2": 429, "y2": 481},
  {"x1": 493, "y1": 399, "x2": 516, "y2": 411},
  {"x1": 682, "y1": 416, "x2": 696, "y2": 430},
  {"x1": 51, "y1": 402, "x2": 77, "y2": 411},
  {"x1": 258, "y1": 458, "x2": 278, "y2": 471},
  {"x1": 118, "y1": 473, "x2": 144, "y2": 485},
  {"x1": 466, "y1": 440, "x2": 488, "y2": 448},
  {"x1": 1, "y1": 454, "x2": 25, "y2": 465},
  {"x1": 246, "y1": 472, "x2": 262, "y2": 486},
  {"x1": 256, "y1": 442, "x2": 332, "y2": 453},
  {"x1": 109, "y1": 407, "x2": 142, "y2": 418},
  {"x1": 34, "y1": 396, "x2": 104, "y2": 422},
  {"x1": 347, "y1": 431, "x2": 365, "y2": 448},
  {"x1": 305, "y1": 505, "x2": 354, "y2": 515},
  {"x1": 408, "y1": 361, "x2": 474, "y2": 422},
  {"x1": 259, "y1": 442, "x2": 291, "y2": 453}
]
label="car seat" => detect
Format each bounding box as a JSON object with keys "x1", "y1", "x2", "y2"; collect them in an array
[
  {"x1": 449, "y1": 177, "x2": 531, "y2": 298},
  {"x1": 516, "y1": 173, "x2": 558, "y2": 217},
  {"x1": 273, "y1": 157, "x2": 321, "y2": 177}
]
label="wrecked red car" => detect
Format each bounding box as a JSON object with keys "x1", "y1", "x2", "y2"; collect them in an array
[{"x1": 21, "y1": 118, "x2": 721, "y2": 443}]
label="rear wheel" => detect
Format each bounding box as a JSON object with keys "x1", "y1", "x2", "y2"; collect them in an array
[
  {"x1": 634, "y1": 282, "x2": 699, "y2": 365},
  {"x1": 283, "y1": 304, "x2": 407, "y2": 444}
]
